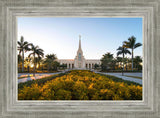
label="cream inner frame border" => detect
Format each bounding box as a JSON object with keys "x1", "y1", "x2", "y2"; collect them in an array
[{"x1": 0, "y1": 0, "x2": 159, "y2": 118}]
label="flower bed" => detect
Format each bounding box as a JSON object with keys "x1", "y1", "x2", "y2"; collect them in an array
[{"x1": 18, "y1": 70, "x2": 142, "y2": 100}]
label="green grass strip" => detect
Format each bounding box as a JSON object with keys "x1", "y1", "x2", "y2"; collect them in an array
[{"x1": 124, "y1": 75, "x2": 142, "y2": 79}]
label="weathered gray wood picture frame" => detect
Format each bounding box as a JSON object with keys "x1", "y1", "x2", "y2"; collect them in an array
[{"x1": 0, "y1": 0, "x2": 159, "y2": 118}]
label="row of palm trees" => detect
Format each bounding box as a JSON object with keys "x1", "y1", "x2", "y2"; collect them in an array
[
  {"x1": 100, "y1": 52, "x2": 142, "y2": 71},
  {"x1": 117, "y1": 36, "x2": 142, "y2": 75},
  {"x1": 18, "y1": 35, "x2": 142, "y2": 75},
  {"x1": 18, "y1": 36, "x2": 44, "y2": 75}
]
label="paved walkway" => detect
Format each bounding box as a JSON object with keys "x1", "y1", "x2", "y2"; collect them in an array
[
  {"x1": 95, "y1": 72, "x2": 142, "y2": 85},
  {"x1": 18, "y1": 71, "x2": 67, "y2": 84},
  {"x1": 106, "y1": 72, "x2": 142, "y2": 77},
  {"x1": 18, "y1": 70, "x2": 142, "y2": 85}
]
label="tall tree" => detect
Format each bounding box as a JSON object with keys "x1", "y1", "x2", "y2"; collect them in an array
[
  {"x1": 123, "y1": 57, "x2": 129, "y2": 71},
  {"x1": 94, "y1": 64, "x2": 100, "y2": 69},
  {"x1": 116, "y1": 57, "x2": 122, "y2": 70},
  {"x1": 24, "y1": 57, "x2": 32, "y2": 73},
  {"x1": 60, "y1": 64, "x2": 67, "y2": 69},
  {"x1": 18, "y1": 54, "x2": 22, "y2": 71},
  {"x1": 123, "y1": 36, "x2": 142, "y2": 71},
  {"x1": 36, "y1": 56, "x2": 43, "y2": 70},
  {"x1": 101, "y1": 52, "x2": 115, "y2": 71},
  {"x1": 28, "y1": 44, "x2": 44, "y2": 76},
  {"x1": 45, "y1": 54, "x2": 57, "y2": 60},
  {"x1": 133, "y1": 56, "x2": 142, "y2": 71},
  {"x1": 17, "y1": 36, "x2": 31, "y2": 72},
  {"x1": 52, "y1": 61, "x2": 60, "y2": 71},
  {"x1": 43, "y1": 54, "x2": 57, "y2": 71},
  {"x1": 117, "y1": 46, "x2": 131, "y2": 75}
]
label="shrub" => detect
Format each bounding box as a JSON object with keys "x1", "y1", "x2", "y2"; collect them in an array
[
  {"x1": 18, "y1": 84, "x2": 42, "y2": 100},
  {"x1": 54, "y1": 89, "x2": 72, "y2": 100},
  {"x1": 72, "y1": 81, "x2": 88, "y2": 100},
  {"x1": 18, "y1": 70, "x2": 142, "y2": 100}
]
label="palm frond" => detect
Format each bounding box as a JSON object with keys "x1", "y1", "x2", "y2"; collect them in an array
[
  {"x1": 17, "y1": 41, "x2": 21, "y2": 46},
  {"x1": 124, "y1": 49, "x2": 131, "y2": 55},
  {"x1": 23, "y1": 41, "x2": 28, "y2": 46},
  {"x1": 20, "y1": 36, "x2": 24, "y2": 43},
  {"x1": 37, "y1": 49, "x2": 44, "y2": 52},
  {"x1": 130, "y1": 39, "x2": 136, "y2": 48},
  {"x1": 123, "y1": 41, "x2": 130, "y2": 48},
  {"x1": 134, "y1": 43, "x2": 142, "y2": 49},
  {"x1": 35, "y1": 45, "x2": 39, "y2": 49},
  {"x1": 117, "y1": 46, "x2": 123, "y2": 51},
  {"x1": 117, "y1": 51, "x2": 122, "y2": 56},
  {"x1": 28, "y1": 53, "x2": 34, "y2": 58}
]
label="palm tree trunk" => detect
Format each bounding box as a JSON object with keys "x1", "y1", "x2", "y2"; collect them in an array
[
  {"x1": 39, "y1": 63, "x2": 40, "y2": 70},
  {"x1": 22, "y1": 50, "x2": 24, "y2": 72},
  {"x1": 47, "y1": 65, "x2": 49, "y2": 72},
  {"x1": 27, "y1": 65, "x2": 29, "y2": 73},
  {"x1": 132, "y1": 48, "x2": 134, "y2": 71},
  {"x1": 122, "y1": 53, "x2": 124, "y2": 76},
  {"x1": 18, "y1": 52, "x2": 21, "y2": 72},
  {"x1": 42, "y1": 65, "x2": 43, "y2": 72},
  {"x1": 33, "y1": 54, "x2": 35, "y2": 76},
  {"x1": 126, "y1": 61, "x2": 128, "y2": 71}
]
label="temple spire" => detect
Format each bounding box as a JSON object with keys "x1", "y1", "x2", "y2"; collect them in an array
[{"x1": 79, "y1": 35, "x2": 81, "y2": 49}]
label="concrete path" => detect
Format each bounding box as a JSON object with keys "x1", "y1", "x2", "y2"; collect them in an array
[
  {"x1": 18, "y1": 71, "x2": 67, "y2": 84},
  {"x1": 96, "y1": 72, "x2": 142, "y2": 85},
  {"x1": 106, "y1": 72, "x2": 142, "y2": 77}
]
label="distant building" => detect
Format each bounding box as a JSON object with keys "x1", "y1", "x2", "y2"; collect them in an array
[{"x1": 57, "y1": 36, "x2": 101, "y2": 69}]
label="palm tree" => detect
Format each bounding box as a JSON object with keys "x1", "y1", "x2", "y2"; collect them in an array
[
  {"x1": 45, "y1": 54, "x2": 57, "y2": 60},
  {"x1": 17, "y1": 36, "x2": 31, "y2": 72},
  {"x1": 116, "y1": 57, "x2": 122, "y2": 70},
  {"x1": 94, "y1": 64, "x2": 100, "y2": 69},
  {"x1": 24, "y1": 57, "x2": 32, "y2": 73},
  {"x1": 100, "y1": 52, "x2": 114, "y2": 71},
  {"x1": 123, "y1": 36, "x2": 142, "y2": 71},
  {"x1": 18, "y1": 54, "x2": 22, "y2": 71},
  {"x1": 123, "y1": 57, "x2": 129, "y2": 71},
  {"x1": 28, "y1": 44, "x2": 44, "y2": 76},
  {"x1": 52, "y1": 61, "x2": 60, "y2": 71},
  {"x1": 117, "y1": 46, "x2": 131, "y2": 75},
  {"x1": 133, "y1": 56, "x2": 142, "y2": 71},
  {"x1": 36, "y1": 56, "x2": 43, "y2": 70},
  {"x1": 44, "y1": 54, "x2": 57, "y2": 71}
]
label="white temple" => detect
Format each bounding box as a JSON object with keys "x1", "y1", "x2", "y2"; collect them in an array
[{"x1": 57, "y1": 36, "x2": 101, "y2": 69}]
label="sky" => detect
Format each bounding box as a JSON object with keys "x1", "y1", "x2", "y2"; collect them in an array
[{"x1": 18, "y1": 17, "x2": 143, "y2": 59}]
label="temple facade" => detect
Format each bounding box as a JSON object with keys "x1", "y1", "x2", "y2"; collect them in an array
[{"x1": 57, "y1": 36, "x2": 101, "y2": 69}]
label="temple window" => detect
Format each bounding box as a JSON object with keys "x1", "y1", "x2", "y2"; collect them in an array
[{"x1": 78, "y1": 53, "x2": 81, "y2": 61}]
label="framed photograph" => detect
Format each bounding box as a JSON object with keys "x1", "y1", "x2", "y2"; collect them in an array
[
  {"x1": 17, "y1": 17, "x2": 143, "y2": 101},
  {"x1": 0, "y1": 0, "x2": 159, "y2": 118}
]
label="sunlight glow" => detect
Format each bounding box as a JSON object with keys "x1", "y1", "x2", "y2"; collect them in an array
[{"x1": 30, "y1": 64, "x2": 34, "y2": 68}]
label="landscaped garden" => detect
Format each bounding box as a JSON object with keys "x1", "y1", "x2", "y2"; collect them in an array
[{"x1": 18, "y1": 70, "x2": 142, "y2": 100}]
